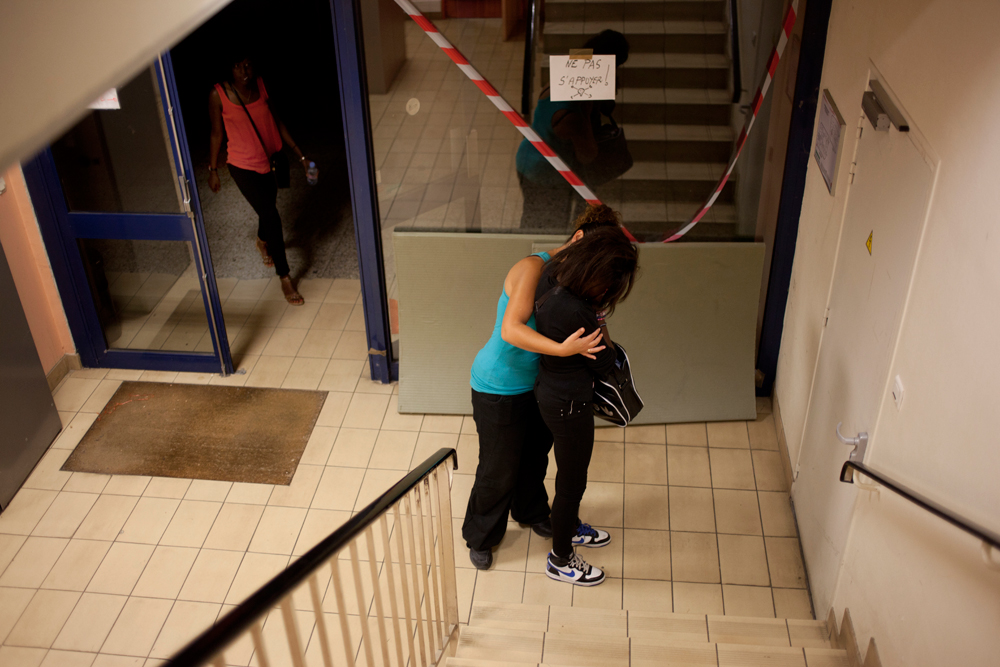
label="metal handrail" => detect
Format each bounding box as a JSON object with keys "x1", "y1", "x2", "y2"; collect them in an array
[
  {"x1": 729, "y1": 0, "x2": 742, "y2": 104},
  {"x1": 165, "y1": 447, "x2": 459, "y2": 667},
  {"x1": 840, "y1": 460, "x2": 1000, "y2": 551},
  {"x1": 521, "y1": 0, "x2": 539, "y2": 117}
]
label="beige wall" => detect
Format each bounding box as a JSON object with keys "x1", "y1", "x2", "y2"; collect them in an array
[
  {"x1": 0, "y1": 0, "x2": 231, "y2": 172},
  {"x1": 0, "y1": 167, "x2": 74, "y2": 373},
  {"x1": 775, "y1": 0, "x2": 1000, "y2": 665}
]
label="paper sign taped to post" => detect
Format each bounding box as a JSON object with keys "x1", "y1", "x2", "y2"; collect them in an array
[
  {"x1": 549, "y1": 55, "x2": 615, "y2": 101},
  {"x1": 89, "y1": 89, "x2": 121, "y2": 110}
]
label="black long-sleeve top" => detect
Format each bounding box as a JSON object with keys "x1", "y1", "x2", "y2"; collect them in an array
[{"x1": 533, "y1": 272, "x2": 617, "y2": 403}]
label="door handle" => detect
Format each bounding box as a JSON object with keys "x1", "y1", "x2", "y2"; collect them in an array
[{"x1": 836, "y1": 422, "x2": 868, "y2": 462}]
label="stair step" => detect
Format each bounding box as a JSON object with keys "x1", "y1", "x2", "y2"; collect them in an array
[
  {"x1": 611, "y1": 88, "x2": 732, "y2": 126},
  {"x1": 457, "y1": 625, "x2": 545, "y2": 664},
  {"x1": 616, "y1": 200, "x2": 736, "y2": 225},
  {"x1": 546, "y1": 0, "x2": 726, "y2": 23},
  {"x1": 467, "y1": 602, "x2": 833, "y2": 649},
  {"x1": 544, "y1": 23, "x2": 727, "y2": 55},
  {"x1": 445, "y1": 659, "x2": 538, "y2": 667}
]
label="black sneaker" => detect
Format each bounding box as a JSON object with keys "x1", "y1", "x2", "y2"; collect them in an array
[
  {"x1": 469, "y1": 547, "x2": 493, "y2": 570},
  {"x1": 572, "y1": 522, "x2": 611, "y2": 548},
  {"x1": 529, "y1": 519, "x2": 553, "y2": 538},
  {"x1": 546, "y1": 552, "x2": 605, "y2": 586}
]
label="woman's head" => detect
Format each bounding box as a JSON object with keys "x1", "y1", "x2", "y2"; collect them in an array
[
  {"x1": 546, "y1": 225, "x2": 639, "y2": 316},
  {"x1": 570, "y1": 204, "x2": 622, "y2": 240},
  {"x1": 223, "y1": 45, "x2": 254, "y2": 84},
  {"x1": 584, "y1": 30, "x2": 630, "y2": 67}
]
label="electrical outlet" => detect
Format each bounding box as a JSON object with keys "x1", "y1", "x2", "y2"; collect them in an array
[{"x1": 892, "y1": 375, "x2": 904, "y2": 410}]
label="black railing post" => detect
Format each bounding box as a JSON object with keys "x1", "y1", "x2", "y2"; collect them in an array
[
  {"x1": 729, "y1": 0, "x2": 742, "y2": 104},
  {"x1": 521, "y1": 0, "x2": 538, "y2": 118}
]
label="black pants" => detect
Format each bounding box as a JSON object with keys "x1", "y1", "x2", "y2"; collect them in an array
[
  {"x1": 228, "y1": 164, "x2": 290, "y2": 277},
  {"x1": 537, "y1": 397, "x2": 594, "y2": 558},
  {"x1": 462, "y1": 389, "x2": 553, "y2": 551}
]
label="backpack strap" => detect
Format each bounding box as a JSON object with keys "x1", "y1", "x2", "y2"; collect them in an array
[{"x1": 534, "y1": 285, "x2": 564, "y2": 312}]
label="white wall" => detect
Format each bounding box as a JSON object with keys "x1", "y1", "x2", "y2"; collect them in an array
[
  {"x1": 0, "y1": 0, "x2": 231, "y2": 172},
  {"x1": 776, "y1": 0, "x2": 1000, "y2": 665}
]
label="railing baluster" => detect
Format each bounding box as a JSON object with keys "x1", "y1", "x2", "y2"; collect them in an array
[
  {"x1": 308, "y1": 573, "x2": 334, "y2": 667},
  {"x1": 365, "y1": 526, "x2": 392, "y2": 667},
  {"x1": 330, "y1": 558, "x2": 357, "y2": 667},
  {"x1": 379, "y1": 514, "x2": 406, "y2": 667},
  {"x1": 412, "y1": 484, "x2": 437, "y2": 658},
  {"x1": 420, "y1": 479, "x2": 444, "y2": 647},
  {"x1": 348, "y1": 541, "x2": 376, "y2": 667},
  {"x1": 392, "y1": 503, "x2": 418, "y2": 667},
  {"x1": 403, "y1": 493, "x2": 429, "y2": 667},
  {"x1": 279, "y1": 596, "x2": 307, "y2": 667},
  {"x1": 250, "y1": 621, "x2": 271, "y2": 667},
  {"x1": 433, "y1": 466, "x2": 460, "y2": 628}
]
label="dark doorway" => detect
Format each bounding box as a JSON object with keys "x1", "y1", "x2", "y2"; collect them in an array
[{"x1": 170, "y1": 0, "x2": 357, "y2": 283}]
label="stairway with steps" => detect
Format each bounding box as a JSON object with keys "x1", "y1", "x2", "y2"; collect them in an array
[
  {"x1": 539, "y1": 0, "x2": 741, "y2": 239},
  {"x1": 449, "y1": 601, "x2": 849, "y2": 667}
]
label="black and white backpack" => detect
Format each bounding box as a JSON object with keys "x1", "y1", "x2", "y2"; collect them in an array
[{"x1": 592, "y1": 341, "x2": 643, "y2": 427}]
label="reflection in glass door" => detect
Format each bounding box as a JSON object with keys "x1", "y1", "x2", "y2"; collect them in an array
[{"x1": 27, "y1": 59, "x2": 231, "y2": 373}]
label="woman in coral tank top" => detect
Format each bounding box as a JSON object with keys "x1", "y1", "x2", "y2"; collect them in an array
[{"x1": 208, "y1": 51, "x2": 309, "y2": 305}]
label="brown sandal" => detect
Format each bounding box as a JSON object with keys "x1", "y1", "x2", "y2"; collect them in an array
[
  {"x1": 280, "y1": 276, "x2": 304, "y2": 306},
  {"x1": 256, "y1": 238, "x2": 274, "y2": 267}
]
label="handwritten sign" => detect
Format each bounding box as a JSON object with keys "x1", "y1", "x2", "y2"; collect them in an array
[
  {"x1": 89, "y1": 89, "x2": 121, "y2": 110},
  {"x1": 549, "y1": 55, "x2": 616, "y2": 102},
  {"x1": 814, "y1": 89, "x2": 845, "y2": 194}
]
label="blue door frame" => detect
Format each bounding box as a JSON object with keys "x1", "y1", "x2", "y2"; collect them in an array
[
  {"x1": 329, "y1": 0, "x2": 397, "y2": 383},
  {"x1": 23, "y1": 57, "x2": 232, "y2": 375}
]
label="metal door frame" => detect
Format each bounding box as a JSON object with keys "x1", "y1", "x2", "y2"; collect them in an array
[
  {"x1": 23, "y1": 57, "x2": 233, "y2": 374},
  {"x1": 329, "y1": 0, "x2": 396, "y2": 383}
]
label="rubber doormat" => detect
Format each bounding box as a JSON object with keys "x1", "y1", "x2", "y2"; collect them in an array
[{"x1": 62, "y1": 381, "x2": 326, "y2": 485}]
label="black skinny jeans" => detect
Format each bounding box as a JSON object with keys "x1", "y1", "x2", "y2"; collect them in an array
[
  {"x1": 536, "y1": 397, "x2": 594, "y2": 558},
  {"x1": 228, "y1": 164, "x2": 290, "y2": 277},
  {"x1": 462, "y1": 389, "x2": 553, "y2": 552}
]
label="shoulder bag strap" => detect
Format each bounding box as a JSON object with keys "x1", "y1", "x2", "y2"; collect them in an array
[
  {"x1": 229, "y1": 82, "x2": 271, "y2": 161},
  {"x1": 534, "y1": 285, "x2": 564, "y2": 312}
]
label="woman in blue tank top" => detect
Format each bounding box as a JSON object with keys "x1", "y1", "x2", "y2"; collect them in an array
[{"x1": 462, "y1": 206, "x2": 621, "y2": 569}]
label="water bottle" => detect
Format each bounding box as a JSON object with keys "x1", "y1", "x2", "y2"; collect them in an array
[{"x1": 306, "y1": 161, "x2": 318, "y2": 186}]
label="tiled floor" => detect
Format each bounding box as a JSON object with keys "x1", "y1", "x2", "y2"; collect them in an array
[{"x1": 0, "y1": 357, "x2": 810, "y2": 666}]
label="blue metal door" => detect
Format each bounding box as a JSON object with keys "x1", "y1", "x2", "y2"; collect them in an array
[{"x1": 24, "y1": 56, "x2": 232, "y2": 375}]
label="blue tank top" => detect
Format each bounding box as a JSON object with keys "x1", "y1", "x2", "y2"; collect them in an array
[
  {"x1": 470, "y1": 252, "x2": 552, "y2": 395},
  {"x1": 515, "y1": 98, "x2": 578, "y2": 182}
]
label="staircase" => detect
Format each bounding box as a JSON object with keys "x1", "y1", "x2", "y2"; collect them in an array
[
  {"x1": 449, "y1": 601, "x2": 849, "y2": 666},
  {"x1": 539, "y1": 0, "x2": 739, "y2": 240}
]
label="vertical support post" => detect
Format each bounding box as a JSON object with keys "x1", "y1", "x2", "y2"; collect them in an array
[
  {"x1": 393, "y1": 503, "x2": 420, "y2": 667},
  {"x1": 412, "y1": 484, "x2": 437, "y2": 657},
  {"x1": 404, "y1": 493, "x2": 429, "y2": 667},
  {"x1": 380, "y1": 513, "x2": 407, "y2": 667},
  {"x1": 250, "y1": 622, "x2": 271, "y2": 667},
  {"x1": 365, "y1": 526, "x2": 393, "y2": 667},
  {"x1": 421, "y1": 480, "x2": 444, "y2": 646},
  {"x1": 328, "y1": 0, "x2": 394, "y2": 382},
  {"x1": 279, "y1": 597, "x2": 308, "y2": 667},
  {"x1": 330, "y1": 558, "x2": 358, "y2": 667},
  {"x1": 308, "y1": 572, "x2": 335, "y2": 667},
  {"x1": 433, "y1": 466, "x2": 460, "y2": 628},
  {"x1": 348, "y1": 541, "x2": 376, "y2": 667}
]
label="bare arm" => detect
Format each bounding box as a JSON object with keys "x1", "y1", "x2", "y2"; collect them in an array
[
  {"x1": 267, "y1": 100, "x2": 306, "y2": 163},
  {"x1": 500, "y1": 257, "x2": 604, "y2": 358}
]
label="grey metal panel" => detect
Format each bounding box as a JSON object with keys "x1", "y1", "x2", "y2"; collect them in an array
[
  {"x1": 0, "y1": 247, "x2": 62, "y2": 509},
  {"x1": 394, "y1": 232, "x2": 763, "y2": 423}
]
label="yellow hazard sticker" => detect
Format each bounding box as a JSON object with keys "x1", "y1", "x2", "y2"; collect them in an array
[{"x1": 866, "y1": 231, "x2": 873, "y2": 255}]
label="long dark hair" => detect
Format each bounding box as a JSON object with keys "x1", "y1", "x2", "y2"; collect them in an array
[
  {"x1": 545, "y1": 226, "x2": 639, "y2": 316},
  {"x1": 570, "y1": 204, "x2": 621, "y2": 238}
]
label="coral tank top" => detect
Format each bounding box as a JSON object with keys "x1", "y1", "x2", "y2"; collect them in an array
[{"x1": 215, "y1": 77, "x2": 283, "y2": 174}]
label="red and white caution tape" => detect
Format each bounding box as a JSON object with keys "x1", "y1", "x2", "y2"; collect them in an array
[
  {"x1": 667, "y1": 0, "x2": 799, "y2": 242},
  {"x1": 392, "y1": 0, "x2": 797, "y2": 244},
  {"x1": 392, "y1": 0, "x2": 612, "y2": 220}
]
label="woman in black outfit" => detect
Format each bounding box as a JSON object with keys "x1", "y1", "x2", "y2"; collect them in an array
[{"x1": 534, "y1": 225, "x2": 639, "y2": 586}]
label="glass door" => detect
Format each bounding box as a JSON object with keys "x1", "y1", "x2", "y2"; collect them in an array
[{"x1": 28, "y1": 57, "x2": 231, "y2": 374}]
